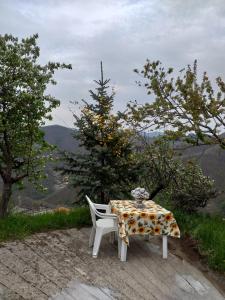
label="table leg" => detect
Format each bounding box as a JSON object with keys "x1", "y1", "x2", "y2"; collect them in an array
[
  {"x1": 162, "y1": 235, "x2": 168, "y2": 259},
  {"x1": 118, "y1": 236, "x2": 121, "y2": 259},
  {"x1": 120, "y1": 239, "x2": 127, "y2": 262},
  {"x1": 144, "y1": 235, "x2": 149, "y2": 241}
]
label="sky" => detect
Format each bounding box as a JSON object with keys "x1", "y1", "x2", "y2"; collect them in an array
[{"x1": 0, "y1": 0, "x2": 225, "y2": 127}]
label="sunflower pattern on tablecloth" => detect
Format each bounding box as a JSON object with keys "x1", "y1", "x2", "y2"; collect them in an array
[{"x1": 110, "y1": 200, "x2": 180, "y2": 245}]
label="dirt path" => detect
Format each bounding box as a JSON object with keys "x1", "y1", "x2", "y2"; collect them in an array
[{"x1": 0, "y1": 228, "x2": 224, "y2": 300}]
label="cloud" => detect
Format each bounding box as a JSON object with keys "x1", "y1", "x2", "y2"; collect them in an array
[{"x1": 0, "y1": 0, "x2": 225, "y2": 126}]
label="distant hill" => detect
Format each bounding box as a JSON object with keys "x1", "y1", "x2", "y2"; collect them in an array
[
  {"x1": 141, "y1": 131, "x2": 162, "y2": 138},
  {"x1": 12, "y1": 125, "x2": 225, "y2": 215},
  {"x1": 41, "y1": 125, "x2": 80, "y2": 152}
]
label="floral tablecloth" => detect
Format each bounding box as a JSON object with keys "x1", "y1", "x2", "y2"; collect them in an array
[{"x1": 110, "y1": 200, "x2": 180, "y2": 245}]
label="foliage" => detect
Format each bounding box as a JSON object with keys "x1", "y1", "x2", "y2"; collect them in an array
[
  {"x1": 61, "y1": 63, "x2": 138, "y2": 203},
  {"x1": 0, "y1": 34, "x2": 71, "y2": 217},
  {"x1": 0, "y1": 207, "x2": 91, "y2": 242},
  {"x1": 128, "y1": 60, "x2": 225, "y2": 148},
  {"x1": 138, "y1": 138, "x2": 216, "y2": 212},
  {"x1": 172, "y1": 161, "x2": 216, "y2": 213}
]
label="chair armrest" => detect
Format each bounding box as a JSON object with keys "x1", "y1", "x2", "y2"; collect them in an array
[
  {"x1": 95, "y1": 210, "x2": 118, "y2": 219},
  {"x1": 102, "y1": 213, "x2": 118, "y2": 219},
  {"x1": 94, "y1": 203, "x2": 110, "y2": 213}
]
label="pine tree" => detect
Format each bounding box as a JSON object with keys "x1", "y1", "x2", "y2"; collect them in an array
[{"x1": 62, "y1": 63, "x2": 137, "y2": 203}]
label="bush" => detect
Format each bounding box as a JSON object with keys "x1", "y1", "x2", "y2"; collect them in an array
[
  {"x1": 138, "y1": 139, "x2": 216, "y2": 213},
  {"x1": 171, "y1": 161, "x2": 216, "y2": 213}
]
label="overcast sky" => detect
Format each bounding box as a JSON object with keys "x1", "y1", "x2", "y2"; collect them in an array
[{"x1": 0, "y1": 0, "x2": 225, "y2": 127}]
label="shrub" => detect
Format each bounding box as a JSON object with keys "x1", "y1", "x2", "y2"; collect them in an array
[
  {"x1": 171, "y1": 161, "x2": 216, "y2": 213},
  {"x1": 138, "y1": 139, "x2": 216, "y2": 213}
]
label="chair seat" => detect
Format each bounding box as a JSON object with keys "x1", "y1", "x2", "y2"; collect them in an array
[{"x1": 96, "y1": 218, "x2": 116, "y2": 228}]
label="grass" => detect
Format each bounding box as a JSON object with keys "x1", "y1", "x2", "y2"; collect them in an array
[
  {"x1": 0, "y1": 207, "x2": 91, "y2": 243},
  {"x1": 174, "y1": 210, "x2": 225, "y2": 272}
]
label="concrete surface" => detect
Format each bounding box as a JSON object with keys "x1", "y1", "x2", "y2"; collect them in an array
[{"x1": 0, "y1": 227, "x2": 224, "y2": 300}]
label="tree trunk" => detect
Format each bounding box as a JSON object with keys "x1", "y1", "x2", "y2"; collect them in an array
[
  {"x1": 150, "y1": 184, "x2": 165, "y2": 199},
  {"x1": 0, "y1": 181, "x2": 12, "y2": 218}
]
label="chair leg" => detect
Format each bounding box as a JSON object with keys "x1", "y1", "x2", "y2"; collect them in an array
[
  {"x1": 92, "y1": 228, "x2": 103, "y2": 258},
  {"x1": 162, "y1": 235, "x2": 168, "y2": 259},
  {"x1": 120, "y1": 239, "x2": 127, "y2": 262},
  {"x1": 109, "y1": 232, "x2": 115, "y2": 244},
  {"x1": 89, "y1": 227, "x2": 96, "y2": 248}
]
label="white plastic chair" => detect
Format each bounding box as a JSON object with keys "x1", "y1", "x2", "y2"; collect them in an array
[{"x1": 86, "y1": 195, "x2": 118, "y2": 258}]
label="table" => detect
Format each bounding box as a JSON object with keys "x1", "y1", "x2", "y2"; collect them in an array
[{"x1": 110, "y1": 200, "x2": 180, "y2": 261}]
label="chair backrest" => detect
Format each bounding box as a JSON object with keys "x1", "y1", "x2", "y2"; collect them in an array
[{"x1": 86, "y1": 195, "x2": 97, "y2": 227}]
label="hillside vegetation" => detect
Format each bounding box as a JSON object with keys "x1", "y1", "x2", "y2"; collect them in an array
[{"x1": 10, "y1": 125, "x2": 225, "y2": 215}]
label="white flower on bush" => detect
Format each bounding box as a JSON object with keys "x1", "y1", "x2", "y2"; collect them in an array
[{"x1": 131, "y1": 187, "x2": 149, "y2": 200}]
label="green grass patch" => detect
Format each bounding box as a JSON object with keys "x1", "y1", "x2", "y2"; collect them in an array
[
  {"x1": 174, "y1": 210, "x2": 225, "y2": 272},
  {"x1": 0, "y1": 207, "x2": 91, "y2": 243}
]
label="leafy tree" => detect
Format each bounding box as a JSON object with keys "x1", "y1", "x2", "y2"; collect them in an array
[
  {"x1": 0, "y1": 34, "x2": 71, "y2": 217},
  {"x1": 61, "y1": 63, "x2": 138, "y2": 204},
  {"x1": 128, "y1": 60, "x2": 225, "y2": 148},
  {"x1": 138, "y1": 139, "x2": 216, "y2": 212}
]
